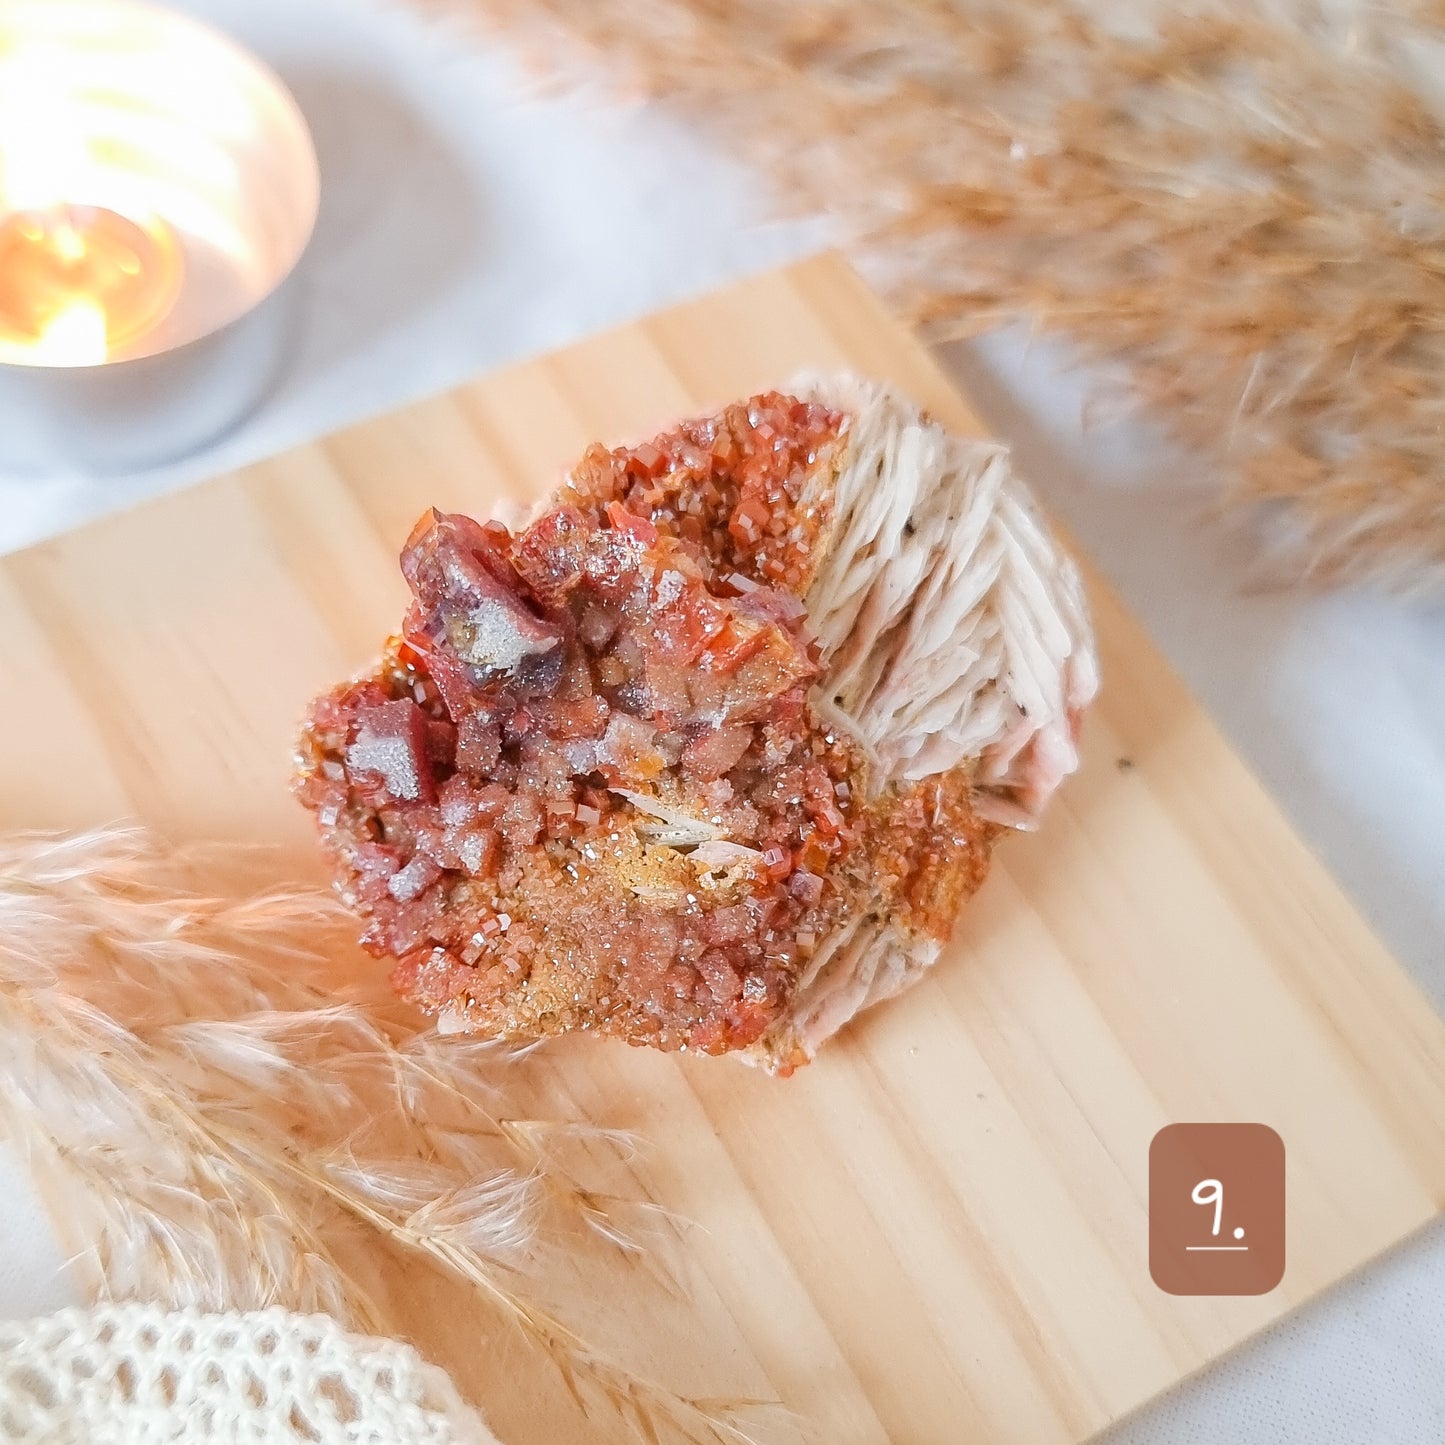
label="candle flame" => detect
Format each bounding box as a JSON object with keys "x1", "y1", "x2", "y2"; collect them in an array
[
  {"x1": 30, "y1": 299, "x2": 109, "y2": 367},
  {"x1": 49, "y1": 220, "x2": 89, "y2": 267},
  {"x1": 0, "y1": 206, "x2": 183, "y2": 367}
]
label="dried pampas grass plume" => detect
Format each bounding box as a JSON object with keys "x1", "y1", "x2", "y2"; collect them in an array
[
  {"x1": 433, "y1": 0, "x2": 1445, "y2": 593},
  {"x1": 0, "y1": 827, "x2": 773, "y2": 1445}
]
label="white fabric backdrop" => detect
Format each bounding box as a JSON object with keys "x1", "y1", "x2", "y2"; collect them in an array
[{"x1": 2, "y1": 0, "x2": 1442, "y2": 1437}]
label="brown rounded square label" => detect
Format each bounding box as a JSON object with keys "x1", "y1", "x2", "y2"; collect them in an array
[{"x1": 1149, "y1": 1123, "x2": 1285, "y2": 1296}]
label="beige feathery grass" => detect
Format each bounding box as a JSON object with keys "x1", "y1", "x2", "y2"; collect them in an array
[
  {"x1": 0, "y1": 827, "x2": 775, "y2": 1444},
  {"x1": 431, "y1": 0, "x2": 1445, "y2": 592}
]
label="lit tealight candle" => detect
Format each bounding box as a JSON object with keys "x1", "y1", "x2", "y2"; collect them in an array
[{"x1": 0, "y1": 0, "x2": 319, "y2": 472}]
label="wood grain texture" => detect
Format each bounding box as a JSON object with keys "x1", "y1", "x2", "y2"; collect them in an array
[{"x1": 4, "y1": 252, "x2": 1445, "y2": 1443}]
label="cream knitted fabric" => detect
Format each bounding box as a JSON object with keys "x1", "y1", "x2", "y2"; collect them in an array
[{"x1": 0, "y1": 1304, "x2": 502, "y2": 1445}]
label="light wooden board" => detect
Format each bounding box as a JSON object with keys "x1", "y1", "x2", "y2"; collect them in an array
[{"x1": 4, "y1": 252, "x2": 1445, "y2": 1443}]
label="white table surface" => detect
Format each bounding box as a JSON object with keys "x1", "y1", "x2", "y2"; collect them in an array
[{"x1": 2, "y1": 0, "x2": 1442, "y2": 1438}]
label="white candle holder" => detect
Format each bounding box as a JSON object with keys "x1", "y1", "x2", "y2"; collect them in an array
[{"x1": 0, "y1": 0, "x2": 319, "y2": 474}]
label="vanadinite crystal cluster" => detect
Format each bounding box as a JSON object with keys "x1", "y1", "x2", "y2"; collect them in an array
[{"x1": 295, "y1": 392, "x2": 992, "y2": 1063}]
